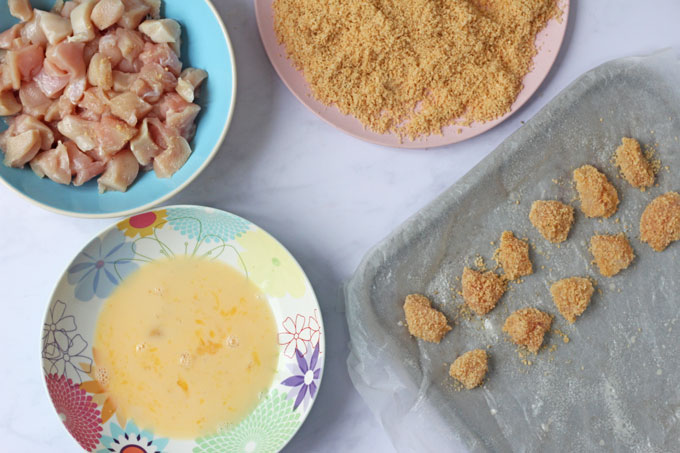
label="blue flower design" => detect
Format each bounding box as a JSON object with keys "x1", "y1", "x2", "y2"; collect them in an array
[
  {"x1": 97, "y1": 420, "x2": 169, "y2": 453},
  {"x1": 42, "y1": 300, "x2": 92, "y2": 383},
  {"x1": 167, "y1": 207, "x2": 251, "y2": 244},
  {"x1": 281, "y1": 342, "x2": 321, "y2": 411},
  {"x1": 67, "y1": 229, "x2": 137, "y2": 302}
]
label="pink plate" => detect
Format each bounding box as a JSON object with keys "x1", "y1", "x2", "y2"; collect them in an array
[{"x1": 255, "y1": 0, "x2": 569, "y2": 149}]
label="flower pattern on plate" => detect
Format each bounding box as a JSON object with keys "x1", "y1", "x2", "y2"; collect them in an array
[
  {"x1": 281, "y1": 342, "x2": 321, "y2": 411},
  {"x1": 46, "y1": 374, "x2": 102, "y2": 451},
  {"x1": 117, "y1": 210, "x2": 168, "y2": 239},
  {"x1": 42, "y1": 300, "x2": 92, "y2": 383},
  {"x1": 167, "y1": 207, "x2": 251, "y2": 244},
  {"x1": 67, "y1": 229, "x2": 137, "y2": 302},
  {"x1": 97, "y1": 420, "x2": 169, "y2": 453},
  {"x1": 80, "y1": 349, "x2": 127, "y2": 425},
  {"x1": 192, "y1": 389, "x2": 301, "y2": 453}
]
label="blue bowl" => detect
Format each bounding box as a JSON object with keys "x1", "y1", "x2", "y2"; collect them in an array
[{"x1": 0, "y1": 0, "x2": 236, "y2": 218}]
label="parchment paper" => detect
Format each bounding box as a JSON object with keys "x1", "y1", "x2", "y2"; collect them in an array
[{"x1": 345, "y1": 50, "x2": 680, "y2": 453}]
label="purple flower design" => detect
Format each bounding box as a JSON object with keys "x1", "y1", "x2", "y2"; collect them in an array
[{"x1": 281, "y1": 342, "x2": 321, "y2": 410}]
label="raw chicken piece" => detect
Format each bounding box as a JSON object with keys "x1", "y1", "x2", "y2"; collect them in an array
[
  {"x1": 112, "y1": 70, "x2": 135, "y2": 91},
  {"x1": 130, "y1": 78, "x2": 162, "y2": 104},
  {"x1": 35, "y1": 10, "x2": 72, "y2": 45},
  {"x1": 82, "y1": 34, "x2": 100, "y2": 64},
  {"x1": 115, "y1": 28, "x2": 144, "y2": 61},
  {"x1": 30, "y1": 141, "x2": 71, "y2": 184},
  {"x1": 43, "y1": 93, "x2": 74, "y2": 121},
  {"x1": 167, "y1": 103, "x2": 200, "y2": 140},
  {"x1": 153, "y1": 135, "x2": 191, "y2": 178},
  {"x1": 139, "y1": 42, "x2": 181, "y2": 76},
  {"x1": 2, "y1": 129, "x2": 40, "y2": 167},
  {"x1": 46, "y1": 41, "x2": 86, "y2": 77},
  {"x1": 87, "y1": 52, "x2": 112, "y2": 90},
  {"x1": 109, "y1": 91, "x2": 151, "y2": 126},
  {"x1": 14, "y1": 44, "x2": 44, "y2": 81},
  {"x1": 68, "y1": 0, "x2": 97, "y2": 43},
  {"x1": 19, "y1": 80, "x2": 52, "y2": 117},
  {"x1": 94, "y1": 116, "x2": 136, "y2": 155},
  {"x1": 59, "y1": 0, "x2": 77, "y2": 18},
  {"x1": 0, "y1": 24, "x2": 24, "y2": 50},
  {"x1": 118, "y1": 0, "x2": 151, "y2": 30},
  {"x1": 139, "y1": 62, "x2": 177, "y2": 91},
  {"x1": 145, "y1": 116, "x2": 174, "y2": 149},
  {"x1": 63, "y1": 140, "x2": 105, "y2": 185},
  {"x1": 20, "y1": 15, "x2": 48, "y2": 46},
  {"x1": 143, "y1": 0, "x2": 161, "y2": 18},
  {"x1": 3, "y1": 51, "x2": 22, "y2": 90},
  {"x1": 91, "y1": 0, "x2": 125, "y2": 31},
  {"x1": 0, "y1": 91, "x2": 22, "y2": 115},
  {"x1": 64, "y1": 75, "x2": 86, "y2": 103},
  {"x1": 33, "y1": 59, "x2": 70, "y2": 97},
  {"x1": 98, "y1": 149, "x2": 138, "y2": 192},
  {"x1": 57, "y1": 114, "x2": 96, "y2": 151},
  {"x1": 11, "y1": 114, "x2": 54, "y2": 150},
  {"x1": 176, "y1": 67, "x2": 207, "y2": 103},
  {"x1": 78, "y1": 87, "x2": 110, "y2": 120},
  {"x1": 129, "y1": 118, "x2": 160, "y2": 165},
  {"x1": 9, "y1": 0, "x2": 33, "y2": 22},
  {"x1": 139, "y1": 19, "x2": 181, "y2": 55},
  {"x1": 154, "y1": 92, "x2": 188, "y2": 121},
  {"x1": 98, "y1": 33, "x2": 123, "y2": 66}
]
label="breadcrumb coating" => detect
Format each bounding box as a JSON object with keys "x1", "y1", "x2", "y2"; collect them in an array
[
  {"x1": 614, "y1": 137, "x2": 654, "y2": 189},
  {"x1": 462, "y1": 267, "x2": 506, "y2": 316},
  {"x1": 273, "y1": 0, "x2": 559, "y2": 139},
  {"x1": 529, "y1": 200, "x2": 574, "y2": 243},
  {"x1": 640, "y1": 192, "x2": 680, "y2": 252},
  {"x1": 496, "y1": 231, "x2": 533, "y2": 280},
  {"x1": 502, "y1": 308, "x2": 552, "y2": 353},
  {"x1": 573, "y1": 165, "x2": 619, "y2": 218},
  {"x1": 449, "y1": 349, "x2": 488, "y2": 389},
  {"x1": 550, "y1": 277, "x2": 594, "y2": 323},
  {"x1": 590, "y1": 233, "x2": 635, "y2": 277},
  {"x1": 403, "y1": 294, "x2": 452, "y2": 343}
]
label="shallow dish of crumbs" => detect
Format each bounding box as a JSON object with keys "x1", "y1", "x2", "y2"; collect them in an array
[{"x1": 255, "y1": 0, "x2": 569, "y2": 148}]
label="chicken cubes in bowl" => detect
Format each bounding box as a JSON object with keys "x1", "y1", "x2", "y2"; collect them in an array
[{"x1": 0, "y1": 0, "x2": 207, "y2": 193}]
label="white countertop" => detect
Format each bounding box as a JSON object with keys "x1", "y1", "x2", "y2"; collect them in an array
[{"x1": 2, "y1": 1, "x2": 679, "y2": 451}]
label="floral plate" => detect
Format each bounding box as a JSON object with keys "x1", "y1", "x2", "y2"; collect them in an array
[{"x1": 41, "y1": 205, "x2": 324, "y2": 452}]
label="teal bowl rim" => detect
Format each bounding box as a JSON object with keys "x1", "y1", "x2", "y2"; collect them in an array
[{"x1": 0, "y1": 0, "x2": 237, "y2": 219}]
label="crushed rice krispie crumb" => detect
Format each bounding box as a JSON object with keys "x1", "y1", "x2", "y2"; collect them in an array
[
  {"x1": 640, "y1": 192, "x2": 680, "y2": 252},
  {"x1": 495, "y1": 231, "x2": 533, "y2": 280},
  {"x1": 529, "y1": 200, "x2": 574, "y2": 243},
  {"x1": 273, "y1": 0, "x2": 559, "y2": 139},
  {"x1": 573, "y1": 165, "x2": 619, "y2": 218},
  {"x1": 449, "y1": 349, "x2": 488, "y2": 389},
  {"x1": 462, "y1": 267, "x2": 506, "y2": 316},
  {"x1": 403, "y1": 294, "x2": 452, "y2": 343},
  {"x1": 614, "y1": 138, "x2": 655, "y2": 189},
  {"x1": 590, "y1": 233, "x2": 635, "y2": 277},
  {"x1": 550, "y1": 277, "x2": 594, "y2": 323},
  {"x1": 503, "y1": 308, "x2": 552, "y2": 353}
]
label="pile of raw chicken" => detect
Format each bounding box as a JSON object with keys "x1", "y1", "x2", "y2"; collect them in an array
[{"x1": 0, "y1": 0, "x2": 207, "y2": 192}]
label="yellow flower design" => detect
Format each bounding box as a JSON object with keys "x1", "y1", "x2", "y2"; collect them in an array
[
  {"x1": 117, "y1": 210, "x2": 168, "y2": 239},
  {"x1": 79, "y1": 349, "x2": 128, "y2": 426},
  {"x1": 236, "y1": 229, "x2": 307, "y2": 298}
]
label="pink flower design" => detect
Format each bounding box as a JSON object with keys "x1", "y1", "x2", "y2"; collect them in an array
[
  {"x1": 278, "y1": 315, "x2": 312, "y2": 358},
  {"x1": 306, "y1": 310, "x2": 321, "y2": 348},
  {"x1": 46, "y1": 373, "x2": 102, "y2": 451}
]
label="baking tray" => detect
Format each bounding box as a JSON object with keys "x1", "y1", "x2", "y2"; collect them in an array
[{"x1": 346, "y1": 50, "x2": 680, "y2": 453}]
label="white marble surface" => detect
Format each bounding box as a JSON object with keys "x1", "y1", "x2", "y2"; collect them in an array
[{"x1": 1, "y1": 1, "x2": 680, "y2": 451}]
